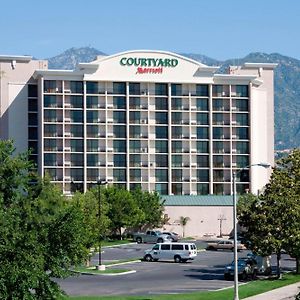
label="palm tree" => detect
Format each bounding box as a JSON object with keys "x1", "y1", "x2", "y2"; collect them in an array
[{"x1": 179, "y1": 216, "x2": 190, "y2": 238}]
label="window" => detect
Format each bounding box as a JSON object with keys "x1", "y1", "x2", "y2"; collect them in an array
[
  {"x1": 172, "y1": 98, "x2": 182, "y2": 110},
  {"x1": 172, "y1": 155, "x2": 182, "y2": 167},
  {"x1": 70, "y1": 168, "x2": 84, "y2": 181},
  {"x1": 44, "y1": 80, "x2": 56, "y2": 92},
  {"x1": 196, "y1": 84, "x2": 209, "y2": 96},
  {"x1": 235, "y1": 99, "x2": 248, "y2": 111},
  {"x1": 113, "y1": 82, "x2": 126, "y2": 94},
  {"x1": 114, "y1": 154, "x2": 126, "y2": 167},
  {"x1": 129, "y1": 111, "x2": 140, "y2": 124},
  {"x1": 87, "y1": 125, "x2": 99, "y2": 137},
  {"x1": 213, "y1": 99, "x2": 225, "y2": 111},
  {"x1": 70, "y1": 81, "x2": 83, "y2": 94},
  {"x1": 114, "y1": 169, "x2": 126, "y2": 181},
  {"x1": 155, "y1": 98, "x2": 168, "y2": 110},
  {"x1": 43, "y1": 125, "x2": 56, "y2": 137},
  {"x1": 197, "y1": 141, "x2": 209, "y2": 153},
  {"x1": 171, "y1": 244, "x2": 184, "y2": 251},
  {"x1": 70, "y1": 125, "x2": 83, "y2": 137},
  {"x1": 172, "y1": 112, "x2": 182, "y2": 124},
  {"x1": 86, "y1": 111, "x2": 99, "y2": 123},
  {"x1": 196, "y1": 98, "x2": 209, "y2": 111},
  {"x1": 70, "y1": 96, "x2": 83, "y2": 108},
  {"x1": 129, "y1": 97, "x2": 140, "y2": 109},
  {"x1": 113, "y1": 96, "x2": 126, "y2": 109},
  {"x1": 155, "y1": 183, "x2": 168, "y2": 195},
  {"x1": 86, "y1": 96, "x2": 99, "y2": 108},
  {"x1": 197, "y1": 127, "x2": 209, "y2": 139},
  {"x1": 44, "y1": 139, "x2": 57, "y2": 151},
  {"x1": 161, "y1": 244, "x2": 171, "y2": 250},
  {"x1": 28, "y1": 113, "x2": 38, "y2": 126},
  {"x1": 87, "y1": 169, "x2": 99, "y2": 181},
  {"x1": 71, "y1": 154, "x2": 83, "y2": 166},
  {"x1": 236, "y1": 127, "x2": 249, "y2": 139},
  {"x1": 129, "y1": 154, "x2": 141, "y2": 167},
  {"x1": 197, "y1": 183, "x2": 209, "y2": 195},
  {"x1": 172, "y1": 169, "x2": 182, "y2": 182},
  {"x1": 28, "y1": 125, "x2": 38, "y2": 140},
  {"x1": 156, "y1": 140, "x2": 168, "y2": 153},
  {"x1": 155, "y1": 169, "x2": 168, "y2": 182},
  {"x1": 214, "y1": 170, "x2": 224, "y2": 181},
  {"x1": 130, "y1": 169, "x2": 141, "y2": 181},
  {"x1": 156, "y1": 126, "x2": 168, "y2": 139},
  {"x1": 236, "y1": 85, "x2": 248, "y2": 97},
  {"x1": 197, "y1": 113, "x2": 209, "y2": 125},
  {"x1": 236, "y1": 114, "x2": 249, "y2": 126},
  {"x1": 156, "y1": 112, "x2": 168, "y2": 124},
  {"x1": 172, "y1": 183, "x2": 182, "y2": 195},
  {"x1": 213, "y1": 141, "x2": 224, "y2": 153},
  {"x1": 130, "y1": 183, "x2": 141, "y2": 191},
  {"x1": 129, "y1": 126, "x2": 140, "y2": 138},
  {"x1": 28, "y1": 84, "x2": 38, "y2": 97},
  {"x1": 172, "y1": 126, "x2": 182, "y2": 138},
  {"x1": 113, "y1": 140, "x2": 126, "y2": 152},
  {"x1": 213, "y1": 113, "x2": 224, "y2": 125},
  {"x1": 236, "y1": 142, "x2": 249, "y2": 154},
  {"x1": 114, "y1": 111, "x2": 126, "y2": 123},
  {"x1": 197, "y1": 169, "x2": 209, "y2": 181},
  {"x1": 155, "y1": 83, "x2": 168, "y2": 96},
  {"x1": 87, "y1": 154, "x2": 98, "y2": 166},
  {"x1": 114, "y1": 125, "x2": 126, "y2": 138},
  {"x1": 86, "y1": 140, "x2": 99, "y2": 152},
  {"x1": 44, "y1": 153, "x2": 56, "y2": 166},
  {"x1": 71, "y1": 139, "x2": 84, "y2": 152},
  {"x1": 156, "y1": 155, "x2": 168, "y2": 167},
  {"x1": 44, "y1": 95, "x2": 58, "y2": 107},
  {"x1": 213, "y1": 127, "x2": 223, "y2": 139},
  {"x1": 70, "y1": 111, "x2": 83, "y2": 123},
  {"x1": 28, "y1": 99, "x2": 38, "y2": 111},
  {"x1": 171, "y1": 84, "x2": 182, "y2": 96},
  {"x1": 197, "y1": 155, "x2": 209, "y2": 167},
  {"x1": 129, "y1": 83, "x2": 140, "y2": 95},
  {"x1": 86, "y1": 82, "x2": 98, "y2": 94},
  {"x1": 236, "y1": 156, "x2": 249, "y2": 168},
  {"x1": 129, "y1": 140, "x2": 141, "y2": 153},
  {"x1": 44, "y1": 110, "x2": 57, "y2": 122},
  {"x1": 172, "y1": 141, "x2": 182, "y2": 153},
  {"x1": 213, "y1": 155, "x2": 225, "y2": 167},
  {"x1": 28, "y1": 141, "x2": 38, "y2": 154}
]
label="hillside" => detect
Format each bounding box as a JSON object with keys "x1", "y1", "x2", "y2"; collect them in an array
[{"x1": 46, "y1": 47, "x2": 300, "y2": 150}]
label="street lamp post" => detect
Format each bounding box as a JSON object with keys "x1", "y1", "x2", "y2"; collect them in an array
[
  {"x1": 96, "y1": 180, "x2": 107, "y2": 271},
  {"x1": 232, "y1": 163, "x2": 270, "y2": 300}
]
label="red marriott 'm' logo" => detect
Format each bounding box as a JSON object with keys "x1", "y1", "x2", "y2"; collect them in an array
[{"x1": 136, "y1": 67, "x2": 163, "y2": 74}]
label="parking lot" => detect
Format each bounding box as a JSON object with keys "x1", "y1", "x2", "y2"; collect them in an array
[{"x1": 58, "y1": 242, "x2": 296, "y2": 297}]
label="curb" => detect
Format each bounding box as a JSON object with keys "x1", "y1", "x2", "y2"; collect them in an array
[
  {"x1": 78, "y1": 270, "x2": 137, "y2": 276},
  {"x1": 106, "y1": 260, "x2": 141, "y2": 267}
]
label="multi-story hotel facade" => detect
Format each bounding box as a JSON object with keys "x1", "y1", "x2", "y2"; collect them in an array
[{"x1": 0, "y1": 50, "x2": 276, "y2": 236}]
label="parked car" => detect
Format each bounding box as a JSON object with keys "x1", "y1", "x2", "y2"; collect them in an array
[
  {"x1": 206, "y1": 239, "x2": 246, "y2": 251},
  {"x1": 247, "y1": 253, "x2": 272, "y2": 275},
  {"x1": 133, "y1": 230, "x2": 171, "y2": 244},
  {"x1": 143, "y1": 242, "x2": 197, "y2": 263},
  {"x1": 162, "y1": 231, "x2": 179, "y2": 242},
  {"x1": 224, "y1": 258, "x2": 258, "y2": 280}
]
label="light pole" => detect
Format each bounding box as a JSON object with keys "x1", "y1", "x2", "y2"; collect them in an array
[
  {"x1": 96, "y1": 180, "x2": 107, "y2": 271},
  {"x1": 232, "y1": 163, "x2": 270, "y2": 300}
]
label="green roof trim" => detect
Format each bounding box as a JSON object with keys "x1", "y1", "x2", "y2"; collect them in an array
[{"x1": 161, "y1": 195, "x2": 238, "y2": 206}]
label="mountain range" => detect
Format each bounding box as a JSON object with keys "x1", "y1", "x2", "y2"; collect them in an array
[{"x1": 47, "y1": 47, "x2": 300, "y2": 151}]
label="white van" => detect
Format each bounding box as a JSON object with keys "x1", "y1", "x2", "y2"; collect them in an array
[{"x1": 143, "y1": 242, "x2": 197, "y2": 263}]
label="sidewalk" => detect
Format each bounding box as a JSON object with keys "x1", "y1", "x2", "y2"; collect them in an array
[{"x1": 244, "y1": 282, "x2": 300, "y2": 300}]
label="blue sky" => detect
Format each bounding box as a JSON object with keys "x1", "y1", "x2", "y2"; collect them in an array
[{"x1": 1, "y1": 0, "x2": 299, "y2": 60}]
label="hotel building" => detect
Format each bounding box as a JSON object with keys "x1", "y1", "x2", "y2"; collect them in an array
[
  {"x1": 0, "y1": 50, "x2": 276, "y2": 195},
  {"x1": 0, "y1": 51, "x2": 276, "y2": 235}
]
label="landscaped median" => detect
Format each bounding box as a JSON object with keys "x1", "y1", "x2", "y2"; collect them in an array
[
  {"x1": 72, "y1": 258, "x2": 141, "y2": 276},
  {"x1": 68, "y1": 273, "x2": 300, "y2": 299}
]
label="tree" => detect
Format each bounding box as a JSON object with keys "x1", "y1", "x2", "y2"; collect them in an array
[
  {"x1": 179, "y1": 216, "x2": 190, "y2": 237},
  {"x1": 0, "y1": 140, "x2": 89, "y2": 299},
  {"x1": 131, "y1": 189, "x2": 164, "y2": 230},
  {"x1": 104, "y1": 186, "x2": 143, "y2": 238},
  {"x1": 238, "y1": 149, "x2": 300, "y2": 278}
]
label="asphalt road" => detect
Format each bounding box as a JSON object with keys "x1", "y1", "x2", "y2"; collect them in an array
[{"x1": 58, "y1": 242, "x2": 296, "y2": 297}]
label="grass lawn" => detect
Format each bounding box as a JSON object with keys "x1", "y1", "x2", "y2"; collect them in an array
[
  {"x1": 67, "y1": 273, "x2": 300, "y2": 300},
  {"x1": 101, "y1": 239, "x2": 133, "y2": 247}
]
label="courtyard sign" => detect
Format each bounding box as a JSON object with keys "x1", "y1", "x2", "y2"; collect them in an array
[{"x1": 120, "y1": 57, "x2": 178, "y2": 74}]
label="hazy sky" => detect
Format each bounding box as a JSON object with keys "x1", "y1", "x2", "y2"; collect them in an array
[{"x1": 1, "y1": 0, "x2": 299, "y2": 60}]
